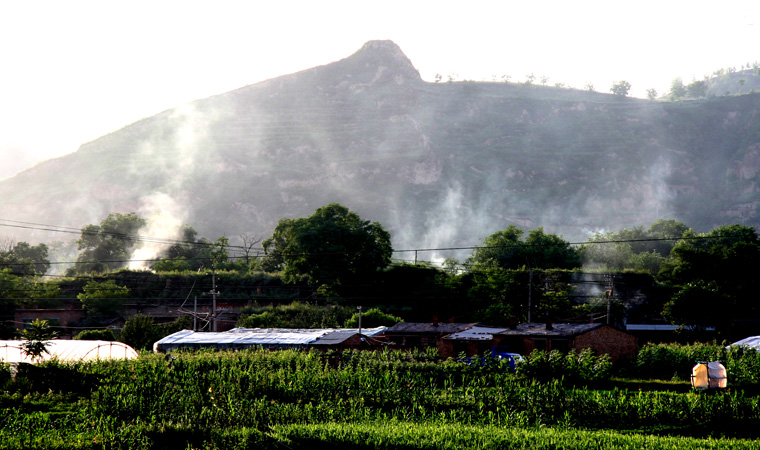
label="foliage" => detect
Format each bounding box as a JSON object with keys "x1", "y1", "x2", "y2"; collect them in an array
[
  {"x1": 633, "y1": 341, "x2": 760, "y2": 387},
  {"x1": 662, "y1": 281, "x2": 728, "y2": 330},
  {"x1": 0, "y1": 241, "x2": 51, "y2": 276},
  {"x1": 118, "y1": 314, "x2": 156, "y2": 350},
  {"x1": 237, "y1": 302, "x2": 352, "y2": 329},
  {"x1": 609, "y1": 80, "x2": 631, "y2": 96},
  {"x1": 669, "y1": 77, "x2": 687, "y2": 100},
  {"x1": 581, "y1": 219, "x2": 688, "y2": 274},
  {"x1": 72, "y1": 212, "x2": 147, "y2": 274},
  {"x1": 20, "y1": 319, "x2": 58, "y2": 362},
  {"x1": 77, "y1": 280, "x2": 129, "y2": 324},
  {"x1": 467, "y1": 225, "x2": 580, "y2": 270},
  {"x1": 344, "y1": 308, "x2": 402, "y2": 328},
  {"x1": 119, "y1": 314, "x2": 191, "y2": 350},
  {"x1": 516, "y1": 348, "x2": 612, "y2": 383},
  {"x1": 73, "y1": 328, "x2": 116, "y2": 341},
  {"x1": 261, "y1": 203, "x2": 392, "y2": 290},
  {"x1": 658, "y1": 224, "x2": 760, "y2": 332}
]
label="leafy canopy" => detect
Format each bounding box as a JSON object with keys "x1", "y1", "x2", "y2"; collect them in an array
[
  {"x1": 467, "y1": 225, "x2": 580, "y2": 270},
  {"x1": 77, "y1": 280, "x2": 130, "y2": 324},
  {"x1": 74, "y1": 212, "x2": 146, "y2": 274},
  {"x1": 262, "y1": 203, "x2": 392, "y2": 289}
]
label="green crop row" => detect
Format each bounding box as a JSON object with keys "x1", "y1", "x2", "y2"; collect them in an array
[
  {"x1": 3, "y1": 347, "x2": 760, "y2": 449},
  {"x1": 634, "y1": 342, "x2": 760, "y2": 384}
]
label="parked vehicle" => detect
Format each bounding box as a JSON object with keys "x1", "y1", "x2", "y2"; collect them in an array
[
  {"x1": 459, "y1": 347, "x2": 523, "y2": 372},
  {"x1": 490, "y1": 347, "x2": 524, "y2": 371}
]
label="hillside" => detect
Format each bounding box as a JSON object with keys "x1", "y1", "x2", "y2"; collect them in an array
[{"x1": 3, "y1": 40, "x2": 760, "y2": 257}]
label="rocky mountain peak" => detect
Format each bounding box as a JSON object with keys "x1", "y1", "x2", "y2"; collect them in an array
[{"x1": 338, "y1": 40, "x2": 422, "y2": 84}]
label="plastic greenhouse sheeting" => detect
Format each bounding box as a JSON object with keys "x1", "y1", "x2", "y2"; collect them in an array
[
  {"x1": 154, "y1": 327, "x2": 388, "y2": 352},
  {"x1": 730, "y1": 336, "x2": 760, "y2": 350},
  {"x1": 0, "y1": 340, "x2": 139, "y2": 364}
]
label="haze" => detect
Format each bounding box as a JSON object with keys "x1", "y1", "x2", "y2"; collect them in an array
[{"x1": 1, "y1": 0, "x2": 759, "y2": 181}]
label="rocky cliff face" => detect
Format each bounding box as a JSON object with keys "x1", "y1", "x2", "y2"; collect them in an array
[{"x1": 3, "y1": 41, "x2": 760, "y2": 259}]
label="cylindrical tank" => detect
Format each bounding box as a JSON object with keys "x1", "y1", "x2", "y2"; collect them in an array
[
  {"x1": 691, "y1": 361, "x2": 727, "y2": 390},
  {"x1": 691, "y1": 362, "x2": 709, "y2": 390},
  {"x1": 707, "y1": 361, "x2": 728, "y2": 389}
]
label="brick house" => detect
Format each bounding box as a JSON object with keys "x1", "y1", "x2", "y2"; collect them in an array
[
  {"x1": 382, "y1": 322, "x2": 476, "y2": 350},
  {"x1": 438, "y1": 325, "x2": 509, "y2": 359},
  {"x1": 493, "y1": 322, "x2": 638, "y2": 362}
]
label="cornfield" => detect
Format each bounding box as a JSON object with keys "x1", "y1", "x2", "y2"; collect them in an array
[{"x1": 2, "y1": 346, "x2": 760, "y2": 449}]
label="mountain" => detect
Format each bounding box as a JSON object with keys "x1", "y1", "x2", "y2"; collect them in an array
[{"x1": 3, "y1": 40, "x2": 760, "y2": 260}]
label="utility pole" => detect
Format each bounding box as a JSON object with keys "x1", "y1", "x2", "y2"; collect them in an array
[
  {"x1": 193, "y1": 296, "x2": 197, "y2": 331},
  {"x1": 527, "y1": 268, "x2": 533, "y2": 323},
  {"x1": 357, "y1": 306, "x2": 362, "y2": 336},
  {"x1": 207, "y1": 270, "x2": 219, "y2": 332},
  {"x1": 605, "y1": 274, "x2": 614, "y2": 325}
]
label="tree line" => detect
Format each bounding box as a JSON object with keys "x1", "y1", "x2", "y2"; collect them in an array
[{"x1": 2, "y1": 203, "x2": 759, "y2": 344}]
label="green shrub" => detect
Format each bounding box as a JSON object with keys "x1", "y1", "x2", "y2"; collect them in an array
[{"x1": 73, "y1": 329, "x2": 115, "y2": 341}]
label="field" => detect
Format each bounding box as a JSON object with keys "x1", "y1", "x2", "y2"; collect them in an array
[{"x1": 2, "y1": 344, "x2": 760, "y2": 449}]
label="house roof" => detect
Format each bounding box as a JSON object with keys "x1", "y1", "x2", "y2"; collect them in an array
[
  {"x1": 443, "y1": 326, "x2": 510, "y2": 341},
  {"x1": 384, "y1": 322, "x2": 476, "y2": 334},
  {"x1": 309, "y1": 331, "x2": 358, "y2": 346},
  {"x1": 495, "y1": 322, "x2": 604, "y2": 337}
]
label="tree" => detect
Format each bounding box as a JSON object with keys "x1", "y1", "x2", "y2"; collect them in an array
[
  {"x1": 663, "y1": 281, "x2": 728, "y2": 331},
  {"x1": 238, "y1": 233, "x2": 262, "y2": 265},
  {"x1": 610, "y1": 80, "x2": 631, "y2": 97},
  {"x1": 20, "y1": 319, "x2": 57, "y2": 362},
  {"x1": 659, "y1": 224, "x2": 760, "y2": 332},
  {"x1": 467, "y1": 225, "x2": 580, "y2": 270},
  {"x1": 261, "y1": 203, "x2": 392, "y2": 290},
  {"x1": 78, "y1": 280, "x2": 130, "y2": 324},
  {"x1": 686, "y1": 79, "x2": 708, "y2": 98},
  {"x1": 581, "y1": 220, "x2": 688, "y2": 274},
  {"x1": 0, "y1": 241, "x2": 50, "y2": 276},
  {"x1": 344, "y1": 308, "x2": 402, "y2": 328},
  {"x1": 669, "y1": 77, "x2": 686, "y2": 100},
  {"x1": 119, "y1": 314, "x2": 157, "y2": 350},
  {"x1": 74, "y1": 212, "x2": 147, "y2": 274},
  {"x1": 646, "y1": 88, "x2": 658, "y2": 100}
]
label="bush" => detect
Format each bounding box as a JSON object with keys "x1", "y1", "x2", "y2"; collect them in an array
[
  {"x1": 74, "y1": 329, "x2": 116, "y2": 341},
  {"x1": 344, "y1": 308, "x2": 402, "y2": 328}
]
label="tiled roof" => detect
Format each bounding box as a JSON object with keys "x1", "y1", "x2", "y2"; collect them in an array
[{"x1": 496, "y1": 322, "x2": 603, "y2": 337}]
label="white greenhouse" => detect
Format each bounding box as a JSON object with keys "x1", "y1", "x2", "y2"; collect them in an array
[{"x1": 0, "y1": 340, "x2": 139, "y2": 364}]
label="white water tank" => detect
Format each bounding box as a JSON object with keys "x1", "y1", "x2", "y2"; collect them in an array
[{"x1": 691, "y1": 361, "x2": 727, "y2": 390}]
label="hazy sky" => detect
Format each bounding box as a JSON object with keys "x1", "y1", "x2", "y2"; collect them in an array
[{"x1": 1, "y1": 0, "x2": 758, "y2": 181}]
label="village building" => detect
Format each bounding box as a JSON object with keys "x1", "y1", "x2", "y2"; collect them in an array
[
  {"x1": 493, "y1": 322, "x2": 638, "y2": 362},
  {"x1": 382, "y1": 322, "x2": 476, "y2": 349},
  {"x1": 438, "y1": 325, "x2": 510, "y2": 359}
]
